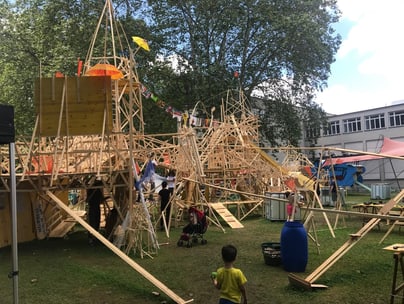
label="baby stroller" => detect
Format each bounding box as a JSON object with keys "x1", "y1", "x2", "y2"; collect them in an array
[{"x1": 177, "y1": 207, "x2": 208, "y2": 247}]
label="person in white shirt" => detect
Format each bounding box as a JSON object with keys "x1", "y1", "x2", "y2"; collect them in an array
[{"x1": 166, "y1": 170, "x2": 176, "y2": 196}]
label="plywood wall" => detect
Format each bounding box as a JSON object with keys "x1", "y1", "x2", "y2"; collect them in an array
[
  {"x1": 34, "y1": 76, "x2": 112, "y2": 136},
  {"x1": 0, "y1": 192, "x2": 36, "y2": 247}
]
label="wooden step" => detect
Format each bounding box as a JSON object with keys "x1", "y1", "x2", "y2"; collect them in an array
[
  {"x1": 48, "y1": 210, "x2": 87, "y2": 238},
  {"x1": 48, "y1": 219, "x2": 77, "y2": 238}
]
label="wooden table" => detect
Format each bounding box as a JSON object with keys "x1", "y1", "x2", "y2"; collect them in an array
[
  {"x1": 352, "y1": 203, "x2": 383, "y2": 228},
  {"x1": 352, "y1": 203, "x2": 384, "y2": 214},
  {"x1": 384, "y1": 244, "x2": 404, "y2": 304}
]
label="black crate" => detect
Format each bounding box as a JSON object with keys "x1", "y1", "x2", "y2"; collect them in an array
[{"x1": 261, "y1": 242, "x2": 282, "y2": 266}]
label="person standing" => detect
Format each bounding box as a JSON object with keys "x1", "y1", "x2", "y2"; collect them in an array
[
  {"x1": 158, "y1": 181, "x2": 171, "y2": 231},
  {"x1": 286, "y1": 193, "x2": 295, "y2": 221},
  {"x1": 285, "y1": 191, "x2": 303, "y2": 221},
  {"x1": 166, "y1": 170, "x2": 176, "y2": 196},
  {"x1": 86, "y1": 179, "x2": 104, "y2": 245},
  {"x1": 212, "y1": 244, "x2": 247, "y2": 304},
  {"x1": 330, "y1": 179, "x2": 338, "y2": 207}
]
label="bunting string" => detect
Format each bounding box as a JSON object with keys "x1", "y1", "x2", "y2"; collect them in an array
[{"x1": 139, "y1": 83, "x2": 219, "y2": 128}]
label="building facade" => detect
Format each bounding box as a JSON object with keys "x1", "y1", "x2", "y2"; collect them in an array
[{"x1": 304, "y1": 101, "x2": 404, "y2": 190}]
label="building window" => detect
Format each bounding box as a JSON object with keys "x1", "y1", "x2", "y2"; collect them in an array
[
  {"x1": 343, "y1": 117, "x2": 362, "y2": 133},
  {"x1": 324, "y1": 120, "x2": 340, "y2": 136},
  {"x1": 365, "y1": 113, "x2": 385, "y2": 130},
  {"x1": 305, "y1": 126, "x2": 320, "y2": 139},
  {"x1": 389, "y1": 110, "x2": 404, "y2": 127}
]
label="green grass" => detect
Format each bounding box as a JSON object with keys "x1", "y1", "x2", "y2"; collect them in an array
[{"x1": 0, "y1": 193, "x2": 403, "y2": 303}]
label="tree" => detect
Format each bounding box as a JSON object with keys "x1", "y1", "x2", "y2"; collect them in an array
[
  {"x1": 0, "y1": 0, "x2": 104, "y2": 135},
  {"x1": 0, "y1": 0, "x2": 341, "y2": 145},
  {"x1": 0, "y1": 0, "x2": 147, "y2": 135},
  {"x1": 141, "y1": 0, "x2": 341, "y2": 145}
]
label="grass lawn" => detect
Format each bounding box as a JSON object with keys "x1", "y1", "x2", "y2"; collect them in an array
[{"x1": 0, "y1": 192, "x2": 403, "y2": 303}]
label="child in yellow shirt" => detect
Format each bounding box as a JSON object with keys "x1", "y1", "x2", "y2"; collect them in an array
[{"x1": 212, "y1": 245, "x2": 247, "y2": 304}]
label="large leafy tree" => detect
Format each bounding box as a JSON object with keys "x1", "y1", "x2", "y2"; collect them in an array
[
  {"x1": 0, "y1": 0, "x2": 340, "y2": 145},
  {"x1": 0, "y1": 0, "x2": 147, "y2": 135},
  {"x1": 142, "y1": 0, "x2": 341, "y2": 146}
]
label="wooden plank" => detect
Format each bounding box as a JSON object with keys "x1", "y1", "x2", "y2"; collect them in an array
[
  {"x1": 48, "y1": 210, "x2": 87, "y2": 238},
  {"x1": 209, "y1": 203, "x2": 244, "y2": 228},
  {"x1": 288, "y1": 273, "x2": 314, "y2": 290},
  {"x1": 31, "y1": 197, "x2": 47, "y2": 240},
  {"x1": 46, "y1": 191, "x2": 193, "y2": 304},
  {"x1": 48, "y1": 221, "x2": 76, "y2": 238},
  {"x1": 219, "y1": 200, "x2": 262, "y2": 205}
]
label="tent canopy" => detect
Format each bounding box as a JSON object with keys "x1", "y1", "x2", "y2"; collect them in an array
[{"x1": 323, "y1": 137, "x2": 404, "y2": 165}]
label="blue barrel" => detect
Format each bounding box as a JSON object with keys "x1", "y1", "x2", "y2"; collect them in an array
[{"x1": 280, "y1": 221, "x2": 308, "y2": 272}]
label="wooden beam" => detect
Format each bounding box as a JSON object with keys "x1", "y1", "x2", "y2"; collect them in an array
[
  {"x1": 183, "y1": 177, "x2": 281, "y2": 200},
  {"x1": 260, "y1": 145, "x2": 404, "y2": 161},
  {"x1": 46, "y1": 190, "x2": 193, "y2": 304},
  {"x1": 306, "y1": 207, "x2": 404, "y2": 221}
]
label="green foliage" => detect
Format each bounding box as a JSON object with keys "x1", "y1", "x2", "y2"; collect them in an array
[
  {"x1": 142, "y1": 0, "x2": 341, "y2": 144},
  {"x1": 0, "y1": 0, "x2": 340, "y2": 144},
  {"x1": 0, "y1": 1, "x2": 101, "y2": 135}
]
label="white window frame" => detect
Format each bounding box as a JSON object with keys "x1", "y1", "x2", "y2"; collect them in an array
[
  {"x1": 365, "y1": 113, "x2": 385, "y2": 130},
  {"x1": 343, "y1": 117, "x2": 362, "y2": 133},
  {"x1": 389, "y1": 110, "x2": 404, "y2": 127},
  {"x1": 324, "y1": 120, "x2": 340, "y2": 136}
]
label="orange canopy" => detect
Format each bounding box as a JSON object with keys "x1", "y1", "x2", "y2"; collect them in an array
[{"x1": 85, "y1": 63, "x2": 123, "y2": 80}]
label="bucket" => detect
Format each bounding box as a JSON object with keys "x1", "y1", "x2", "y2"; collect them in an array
[
  {"x1": 261, "y1": 242, "x2": 282, "y2": 266},
  {"x1": 280, "y1": 221, "x2": 308, "y2": 272}
]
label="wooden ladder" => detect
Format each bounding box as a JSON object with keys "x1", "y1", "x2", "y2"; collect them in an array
[{"x1": 173, "y1": 199, "x2": 187, "y2": 227}]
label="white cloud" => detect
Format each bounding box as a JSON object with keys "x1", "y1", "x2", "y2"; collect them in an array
[
  {"x1": 339, "y1": 0, "x2": 404, "y2": 76},
  {"x1": 316, "y1": 84, "x2": 393, "y2": 115},
  {"x1": 317, "y1": 0, "x2": 404, "y2": 114}
]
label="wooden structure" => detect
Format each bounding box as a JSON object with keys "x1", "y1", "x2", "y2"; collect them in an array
[
  {"x1": 380, "y1": 206, "x2": 404, "y2": 244},
  {"x1": 0, "y1": 1, "x2": 192, "y2": 302},
  {"x1": 289, "y1": 189, "x2": 404, "y2": 290},
  {"x1": 6, "y1": 0, "x2": 403, "y2": 299},
  {"x1": 0, "y1": 0, "x2": 312, "y2": 302},
  {"x1": 383, "y1": 243, "x2": 404, "y2": 304}
]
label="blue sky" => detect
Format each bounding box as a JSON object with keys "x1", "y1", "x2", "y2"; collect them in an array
[{"x1": 315, "y1": 0, "x2": 404, "y2": 115}]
